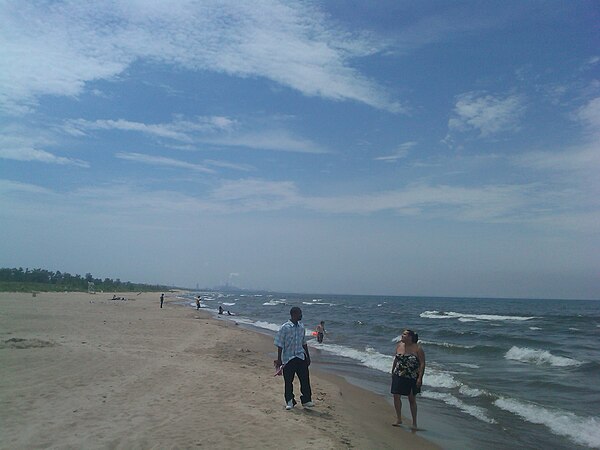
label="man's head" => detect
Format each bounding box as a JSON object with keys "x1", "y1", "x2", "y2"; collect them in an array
[{"x1": 290, "y1": 306, "x2": 303, "y2": 323}]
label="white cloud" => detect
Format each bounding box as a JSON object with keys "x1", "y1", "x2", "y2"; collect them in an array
[
  {"x1": 200, "y1": 130, "x2": 328, "y2": 154},
  {"x1": 115, "y1": 152, "x2": 215, "y2": 173},
  {"x1": 374, "y1": 141, "x2": 416, "y2": 162},
  {"x1": 0, "y1": 129, "x2": 89, "y2": 167},
  {"x1": 66, "y1": 116, "x2": 234, "y2": 142},
  {"x1": 576, "y1": 96, "x2": 600, "y2": 135},
  {"x1": 515, "y1": 144, "x2": 600, "y2": 173},
  {"x1": 1, "y1": 175, "x2": 596, "y2": 234},
  {"x1": 0, "y1": 179, "x2": 54, "y2": 195},
  {"x1": 203, "y1": 160, "x2": 254, "y2": 172},
  {"x1": 0, "y1": 1, "x2": 400, "y2": 114},
  {"x1": 67, "y1": 117, "x2": 327, "y2": 153},
  {"x1": 448, "y1": 92, "x2": 525, "y2": 138}
]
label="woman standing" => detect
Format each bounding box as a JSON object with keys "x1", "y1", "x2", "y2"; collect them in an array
[{"x1": 391, "y1": 329, "x2": 425, "y2": 430}]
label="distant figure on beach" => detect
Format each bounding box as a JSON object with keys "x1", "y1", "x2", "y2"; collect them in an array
[
  {"x1": 196, "y1": 296, "x2": 201, "y2": 310},
  {"x1": 160, "y1": 293, "x2": 164, "y2": 308},
  {"x1": 315, "y1": 321, "x2": 326, "y2": 343},
  {"x1": 391, "y1": 329, "x2": 425, "y2": 430},
  {"x1": 274, "y1": 306, "x2": 314, "y2": 410},
  {"x1": 218, "y1": 305, "x2": 224, "y2": 315}
]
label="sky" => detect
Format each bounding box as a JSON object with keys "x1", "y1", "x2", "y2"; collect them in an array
[{"x1": 1, "y1": 1, "x2": 599, "y2": 299}]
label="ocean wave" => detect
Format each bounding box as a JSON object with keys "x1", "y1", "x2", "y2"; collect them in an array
[
  {"x1": 222, "y1": 302, "x2": 236, "y2": 306},
  {"x1": 504, "y1": 346, "x2": 582, "y2": 367},
  {"x1": 458, "y1": 385, "x2": 487, "y2": 397},
  {"x1": 309, "y1": 343, "x2": 393, "y2": 373},
  {"x1": 262, "y1": 299, "x2": 286, "y2": 306},
  {"x1": 424, "y1": 368, "x2": 461, "y2": 389},
  {"x1": 311, "y1": 341, "x2": 465, "y2": 390},
  {"x1": 421, "y1": 392, "x2": 496, "y2": 424},
  {"x1": 420, "y1": 310, "x2": 535, "y2": 321},
  {"x1": 529, "y1": 326, "x2": 541, "y2": 330},
  {"x1": 455, "y1": 363, "x2": 480, "y2": 369},
  {"x1": 416, "y1": 339, "x2": 475, "y2": 349},
  {"x1": 233, "y1": 318, "x2": 282, "y2": 333},
  {"x1": 302, "y1": 301, "x2": 336, "y2": 306},
  {"x1": 494, "y1": 397, "x2": 600, "y2": 448}
]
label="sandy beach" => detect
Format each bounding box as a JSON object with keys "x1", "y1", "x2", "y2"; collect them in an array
[{"x1": 0, "y1": 291, "x2": 439, "y2": 449}]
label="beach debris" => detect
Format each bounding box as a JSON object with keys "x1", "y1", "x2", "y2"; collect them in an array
[{"x1": 1, "y1": 337, "x2": 56, "y2": 349}]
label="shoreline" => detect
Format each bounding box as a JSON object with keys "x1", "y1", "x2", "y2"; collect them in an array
[{"x1": 0, "y1": 291, "x2": 439, "y2": 449}]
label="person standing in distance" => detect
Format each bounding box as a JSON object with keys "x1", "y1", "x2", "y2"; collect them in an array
[
  {"x1": 160, "y1": 293, "x2": 164, "y2": 308},
  {"x1": 274, "y1": 306, "x2": 314, "y2": 410},
  {"x1": 315, "y1": 321, "x2": 326, "y2": 343}
]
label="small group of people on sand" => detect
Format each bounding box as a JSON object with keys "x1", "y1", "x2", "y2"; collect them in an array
[{"x1": 274, "y1": 307, "x2": 425, "y2": 429}]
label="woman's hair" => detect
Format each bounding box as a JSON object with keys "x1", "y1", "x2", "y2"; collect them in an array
[{"x1": 404, "y1": 329, "x2": 419, "y2": 343}]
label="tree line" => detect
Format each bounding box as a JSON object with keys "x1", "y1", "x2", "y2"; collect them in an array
[{"x1": 0, "y1": 267, "x2": 173, "y2": 292}]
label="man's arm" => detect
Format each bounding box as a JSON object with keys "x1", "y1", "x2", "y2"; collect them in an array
[
  {"x1": 303, "y1": 343, "x2": 311, "y2": 366},
  {"x1": 275, "y1": 346, "x2": 283, "y2": 367}
]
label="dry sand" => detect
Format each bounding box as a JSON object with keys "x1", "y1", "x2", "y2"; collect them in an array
[{"x1": 0, "y1": 291, "x2": 439, "y2": 449}]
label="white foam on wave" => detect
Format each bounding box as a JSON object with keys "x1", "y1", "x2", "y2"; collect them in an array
[
  {"x1": 310, "y1": 343, "x2": 394, "y2": 373},
  {"x1": 455, "y1": 363, "x2": 480, "y2": 369},
  {"x1": 237, "y1": 319, "x2": 312, "y2": 335},
  {"x1": 494, "y1": 397, "x2": 600, "y2": 448},
  {"x1": 233, "y1": 317, "x2": 282, "y2": 332},
  {"x1": 302, "y1": 301, "x2": 336, "y2": 306},
  {"x1": 505, "y1": 346, "x2": 582, "y2": 367},
  {"x1": 458, "y1": 385, "x2": 486, "y2": 397},
  {"x1": 416, "y1": 339, "x2": 475, "y2": 349},
  {"x1": 263, "y1": 299, "x2": 286, "y2": 306},
  {"x1": 421, "y1": 391, "x2": 496, "y2": 424},
  {"x1": 420, "y1": 310, "x2": 535, "y2": 321},
  {"x1": 424, "y1": 368, "x2": 461, "y2": 389},
  {"x1": 310, "y1": 342, "x2": 462, "y2": 390},
  {"x1": 529, "y1": 326, "x2": 541, "y2": 330},
  {"x1": 222, "y1": 302, "x2": 236, "y2": 306}
]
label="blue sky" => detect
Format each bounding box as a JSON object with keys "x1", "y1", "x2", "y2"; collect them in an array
[{"x1": 1, "y1": 1, "x2": 599, "y2": 299}]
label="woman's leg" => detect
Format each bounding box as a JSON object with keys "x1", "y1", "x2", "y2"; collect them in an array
[
  {"x1": 408, "y1": 392, "x2": 418, "y2": 429},
  {"x1": 393, "y1": 394, "x2": 402, "y2": 425}
]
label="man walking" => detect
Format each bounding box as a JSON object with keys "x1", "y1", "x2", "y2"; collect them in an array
[
  {"x1": 274, "y1": 306, "x2": 314, "y2": 410},
  {"x1": 160, "y1": 293, "x2": 164, "y2": 308}
]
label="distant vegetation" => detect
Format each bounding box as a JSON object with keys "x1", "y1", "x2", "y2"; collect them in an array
[{"x1": 0, "y1": 267, "x2": 173, "y2": 292}]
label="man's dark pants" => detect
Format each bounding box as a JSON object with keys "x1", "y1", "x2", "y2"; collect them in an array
[{"x1": 283, "y1": 357, "x2": 312, "y2": 405}]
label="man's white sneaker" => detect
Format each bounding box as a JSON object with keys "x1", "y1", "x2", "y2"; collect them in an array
[
  {"x1": 302, "y1": 401, "x2": 315, "y2": 408},
  {"x1": 285, "y1": 400, "x2": 294, "y2": 410}
]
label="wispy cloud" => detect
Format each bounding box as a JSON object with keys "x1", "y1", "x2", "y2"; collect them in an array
[
  {"x1": 66, "y1": 116, "x2": 234, "y2": 141},
  {"x1": 0, "y1": 1, "x2": 401, "y2": 114},
  {"x1": 0, "y1": 128, "x2": 89, "y2": 167},
  {"x1": 200, "y1": 130, "x2": 328, "y2": 154},
  {"x1": 114, "y1": 152, "x2": 254, "y2": 173},
  {"x1": 447, "y1": 91, "x2": 526, "y2": 138},
  {"x1": 374, "y1": 141, "x2": 416, "y2": 162},
  {"x1": 67, "y1": 117, "x2": 327, "y2": 154},
  {"x1": 576, "y1": 96, "x2": 600, "y2": 135},
  {"x1": 4, "y1": 175, "x2": 595, "y2": 233},
  {"x1": 115, "y1": 152, "x2": 215, "y2": 174}
]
